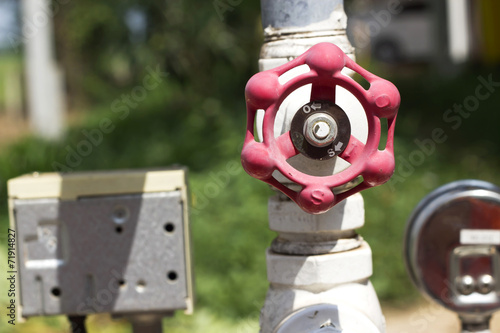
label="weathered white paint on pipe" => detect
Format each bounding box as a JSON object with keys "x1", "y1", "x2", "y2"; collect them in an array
[{"x1": 261, "y1": 0, "x2": 346, "y2": 34}]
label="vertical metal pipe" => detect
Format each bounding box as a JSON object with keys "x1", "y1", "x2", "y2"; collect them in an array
[
  {"x1": 256, "y1": 2, "x2": 384, "y2": 333},
  {"x1": 259, "y1": 0, "x2": 354, "y2": 71},
  {"x1": 261, "y1": 0, "x2": 345, "y2": 31}
]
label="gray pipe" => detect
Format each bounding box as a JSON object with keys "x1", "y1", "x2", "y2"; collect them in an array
[
  {"x1": 261, "y1": 0, "x2": 346, "y2": 32},
  {"x1": 258, "y1": 0, "x2": 353, "y2": 70}
]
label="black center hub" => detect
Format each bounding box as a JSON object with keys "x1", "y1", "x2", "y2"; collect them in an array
[{"x1": 290, "y1": 100, "x2": 351, "y2": 161}]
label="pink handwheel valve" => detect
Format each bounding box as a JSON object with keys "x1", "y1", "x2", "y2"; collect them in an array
[{"x1": 241, "y1": 43, "x2": 400, "y2": 214}]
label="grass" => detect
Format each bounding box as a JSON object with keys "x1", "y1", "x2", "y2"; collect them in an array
[
  {"x1": 0, "y1": 63, "x2": 499, "y2": 331},
  {"x1": 0, "y1": 53, "x2": 22, "y2": 103},
  {"x1": 0, "y1": 311, "x2": 259, "y2": 333}
]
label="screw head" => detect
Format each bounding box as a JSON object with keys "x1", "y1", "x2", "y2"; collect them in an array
[
  {"x1": 477, "y1": 274, "x2": 495, "y2": 294},
  {"x1": 303, "y1": 113, "x2": 338, "y2": 147},
  {"x1": 456, "y1": 275, "x2": 476, "y2": 295}
]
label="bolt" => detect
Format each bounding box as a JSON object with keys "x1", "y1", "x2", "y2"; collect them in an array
[
  {"x1": 456, "y1": 275, "x2": 475, "y2": 295},
  {"x1": 477, "y1": 274, "x2": 495, "y2": 294},
  {"x1": 304, "y1": 113, "x2": 338, "y2": 147}
]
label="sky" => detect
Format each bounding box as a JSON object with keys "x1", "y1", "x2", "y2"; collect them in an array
[{"x1": 0, "y1": 0, "x2": 19, "y2": 50}]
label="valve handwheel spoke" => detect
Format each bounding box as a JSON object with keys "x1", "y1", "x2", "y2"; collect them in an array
[
  {"x1": 310, "y1": 82, "x2": 336, "y2": 102},
  {"x1": 276, "y1": 132, "x2": 299, "y2": 160},
  {"x1": 242, "y1": 42, "x2": 400, "y2": 214},
  {"x1": 339, "y1": 135, "x2": 365, "y2": 165}
]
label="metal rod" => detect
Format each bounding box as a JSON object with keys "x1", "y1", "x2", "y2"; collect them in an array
[
  {"x1": 129, "y1": 315, "x2": 164, "y2": 333},
  {"x1": 68, "y1": 315, "x2": 87, "y2": 333}
]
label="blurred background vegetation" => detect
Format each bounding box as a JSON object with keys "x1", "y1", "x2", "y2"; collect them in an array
[{"x1": 0, "y1": 0, "x2": 499, "y2": 332}]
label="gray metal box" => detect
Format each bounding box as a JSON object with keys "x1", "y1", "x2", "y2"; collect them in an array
[{"x1": 8, "y1": 169, "x2": 193, "y2": 319}]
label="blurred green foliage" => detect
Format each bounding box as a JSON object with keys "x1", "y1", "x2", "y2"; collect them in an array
[
  {"x1": 1, "y1": 0, "x2": 500, "y2": 331},
  {"x1": 52, "y1": 0, "x2": 262, "y2": 108}
]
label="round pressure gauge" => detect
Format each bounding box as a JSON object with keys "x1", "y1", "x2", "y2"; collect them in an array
[{"x1": 405, "y1": 180, "x2": 500, "y2": 321}]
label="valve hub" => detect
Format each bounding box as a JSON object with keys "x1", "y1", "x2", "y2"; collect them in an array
[{"x1": 290, "y1": 100, "x2": 350, "y2": 161}]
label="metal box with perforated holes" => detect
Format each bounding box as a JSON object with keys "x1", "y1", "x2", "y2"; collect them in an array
[{"x1": 8, "y1": 169, "x2": 193, "y2": 319}]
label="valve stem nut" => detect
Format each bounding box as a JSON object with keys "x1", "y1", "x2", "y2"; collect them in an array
[{"x1": 304, "y1": 113, "x2": 338, "y2": 147}]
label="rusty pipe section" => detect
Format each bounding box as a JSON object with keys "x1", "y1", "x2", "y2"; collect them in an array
[{"x1": 259, "y1": 0, "x2": 354, "y2": 70}]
